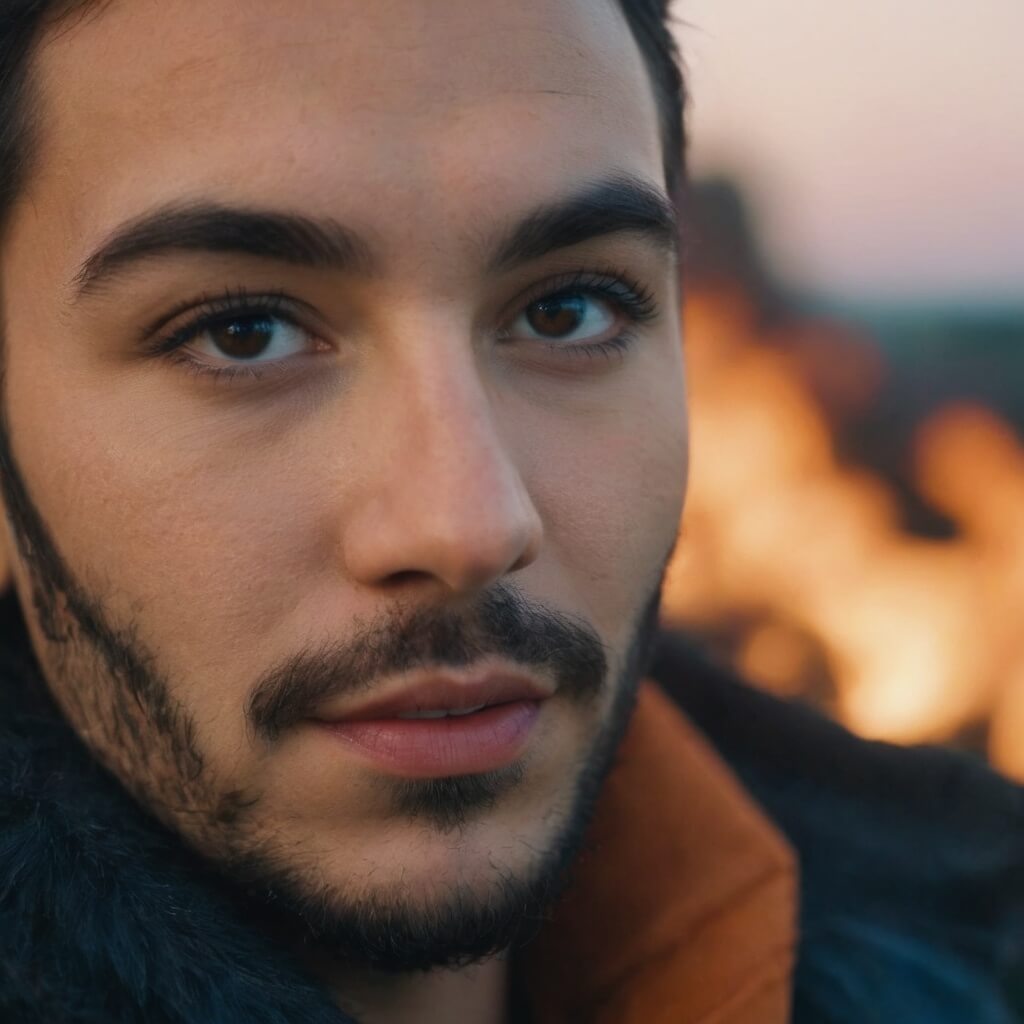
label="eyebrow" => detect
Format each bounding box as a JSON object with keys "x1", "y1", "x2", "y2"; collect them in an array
[
  {"x1": 71, "y1": 172, "x2": 677, "y2": 299},
  {"x1": 72, "y1": 204, "x2": 374, "y2": 298},
  {"x1": 487, "y1": 173, "x2": 677, "y2": 272}
]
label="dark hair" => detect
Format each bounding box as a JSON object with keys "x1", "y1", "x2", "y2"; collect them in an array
[{"x1": 0, "y1": 0, "x2": 685, "y2": 238}]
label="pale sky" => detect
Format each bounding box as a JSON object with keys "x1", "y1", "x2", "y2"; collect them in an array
[{"x1": 676, "y1": 1, "x2": 1024, "y2": 303}]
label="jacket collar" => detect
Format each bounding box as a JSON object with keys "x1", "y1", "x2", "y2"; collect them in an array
[{"x1": 522, "y1": 683, "x2": 799, "y2": 1024}]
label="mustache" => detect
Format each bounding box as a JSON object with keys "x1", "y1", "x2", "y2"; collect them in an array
[{"x1": 246, "y1": 584, "x2": 609, "y2": 742}]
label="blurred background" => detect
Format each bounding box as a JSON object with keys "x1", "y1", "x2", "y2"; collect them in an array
[{"x1": 661, "y1": 1, "x2": 1024, "y2": 778}]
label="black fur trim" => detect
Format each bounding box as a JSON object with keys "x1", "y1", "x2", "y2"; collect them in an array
[{"x1": 0, "y1": 592, "x2": 352, "y2": 1024}]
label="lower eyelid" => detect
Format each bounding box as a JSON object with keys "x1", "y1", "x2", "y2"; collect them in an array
[
  {"x1": 556, "y1": 331, "x2": 636, "y2": 356},
  {"x1": 163, "y1": 344, "x2": 312, "y2": 384},
  {"x1": 164, "y1": 350, "x2": 264, "y2": 382}
]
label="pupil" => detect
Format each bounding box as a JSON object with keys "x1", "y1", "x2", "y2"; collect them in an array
[
  {"x1": 210, "y1": 317, "x2": 274, "y2": 359},
  {"x1": 527, "y1": 294, "x2": 585, "y2": 337}
]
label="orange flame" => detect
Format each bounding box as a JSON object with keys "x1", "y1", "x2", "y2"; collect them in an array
[{"x1": 665, "y1": 287, "x2": 1024, "y2": 778}]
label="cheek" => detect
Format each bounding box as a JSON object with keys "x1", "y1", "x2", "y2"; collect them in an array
[
  {"x1": 4, "y1": 353, "x2": 337, "y2": 722},
  {"x1": 522, "y1": 358, "x2": 689, "y2": 641}
]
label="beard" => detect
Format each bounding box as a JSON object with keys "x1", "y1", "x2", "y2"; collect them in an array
[
  {"x1": 220, "y1": 587, "x2": 662, "y2": 972},
  {"x1": 0, "y1": 410, "x2": 668, "y2": 972}
]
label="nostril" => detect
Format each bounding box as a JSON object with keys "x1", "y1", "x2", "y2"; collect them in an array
[{"x1": 384, "y1": 569, "x2": 434, "y2": 589}]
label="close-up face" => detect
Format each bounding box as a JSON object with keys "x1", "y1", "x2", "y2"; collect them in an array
[{"x1": 0, "y1": 0, "x2": 687, "y2": 969}]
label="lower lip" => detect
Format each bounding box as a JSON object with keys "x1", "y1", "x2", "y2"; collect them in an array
[{"x1": 315, "y1": 700, "x2": 542, "y2": 778}]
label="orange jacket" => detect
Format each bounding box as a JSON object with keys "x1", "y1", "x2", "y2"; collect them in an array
[{"x1": 523, "y1": 684, "x2": 799, "y2": 1023}]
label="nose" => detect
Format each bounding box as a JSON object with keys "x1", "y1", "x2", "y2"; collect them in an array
[{"x1": 340, "y1": 342, "x2": 544, "y2": 597}]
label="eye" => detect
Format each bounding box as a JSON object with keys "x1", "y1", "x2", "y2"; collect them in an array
[
  {"x1": 510, "y1": 290, "x2": 617, "y2": 344},
  {"x1": 189, "y1": 312, "x2": 314, "y2": 363}
]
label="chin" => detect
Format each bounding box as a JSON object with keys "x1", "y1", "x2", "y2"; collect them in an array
[
  {"x1": 217, "y1": 806, "x2": 579, "y2": 973},
  {"x1": 317, "y1": 765, "x2": 579, "y2": 893},
  {"x1": 205, "y1": 742, "x2": 610, "y2": 972}
]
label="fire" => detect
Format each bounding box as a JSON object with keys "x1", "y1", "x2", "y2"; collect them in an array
[{"x1": 664, "y1": 285, "x2": 1024, "y2": 779}]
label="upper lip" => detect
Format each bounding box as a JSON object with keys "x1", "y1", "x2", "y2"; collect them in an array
[{"x1": 311, "y1": 665, "x2": 553, "y2": 722}]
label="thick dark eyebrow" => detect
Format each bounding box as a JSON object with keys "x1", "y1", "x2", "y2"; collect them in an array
[
  {"x1": 72, "y1": 202, "x2": 375, "y2": 298},
  {"x1": 487, "y1": 173, "x2": 677, "y2": 272},
  {"x1": 71, "y1": 173, "x2": 676, "y2": 299}
]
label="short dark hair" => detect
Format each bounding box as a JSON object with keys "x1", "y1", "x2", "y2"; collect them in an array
[{"x1": 0, "y1": 0, "x2": 686, "y2": 240}]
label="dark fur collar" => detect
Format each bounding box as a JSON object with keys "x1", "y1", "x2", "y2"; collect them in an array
[{"x1": 0, "y1": 593, "x2": 352, "y2": 1023}]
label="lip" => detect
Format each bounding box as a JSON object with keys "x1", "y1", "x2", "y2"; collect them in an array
[
  {"x1": 309, "y1": 667, "x2": 551, "y2": 778},
  {"x1": 312, "y1": 667, "x2": 553, "y2": 722}
]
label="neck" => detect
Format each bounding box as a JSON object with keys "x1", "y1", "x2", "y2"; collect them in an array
[{"x1": 313, "y1": 953, "x2": 512, "y2": 1024}]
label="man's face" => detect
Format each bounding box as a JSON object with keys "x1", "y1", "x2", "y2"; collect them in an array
[{"x1": 0, "y1": 0, "x2": 687, "y2": 967}]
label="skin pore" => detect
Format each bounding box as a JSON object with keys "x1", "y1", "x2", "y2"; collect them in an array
[{"x1": 0, "y1": 1, "x2": 688, "y2": 1021}]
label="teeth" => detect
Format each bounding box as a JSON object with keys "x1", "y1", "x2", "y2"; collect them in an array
[
  {"x1": 397, "y1": 704, "x2": 488, "y2": 720},
  {"x1": 448, "y1": 704, "x2": 487, "y2": 717}
]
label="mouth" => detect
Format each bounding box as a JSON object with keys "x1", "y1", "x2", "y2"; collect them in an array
[{"x1": 309, "y1": 668, "x2": 550, "y2": 778}]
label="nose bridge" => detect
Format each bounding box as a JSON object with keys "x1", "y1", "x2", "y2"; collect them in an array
[
  {"x1": 341, "y1": 320, "x2": 543, "y2": 593},
  {"x1": 402, "y1": 342, "x2": 508, "y2": 494}
]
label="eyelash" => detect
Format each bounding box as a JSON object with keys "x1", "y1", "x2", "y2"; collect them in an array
[
  {"x1": 149, "y1": 268, "x2": 659, "y2": 382},
  {"x1": 145, "y1": 286, "x2": 293, "y2": 382},
  {"x1": 502, "y1": 268, "x2": 658, "y2": 363}
]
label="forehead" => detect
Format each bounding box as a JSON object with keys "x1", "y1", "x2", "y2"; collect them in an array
[{"x1": 21, "y1": 0, "x2": 663, "y2": 274}]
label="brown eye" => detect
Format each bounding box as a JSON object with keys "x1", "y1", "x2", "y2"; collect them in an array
[
  {"x1": 526, "y1": 295, "x2": 587, "y2": 337},
  {"x1": 192, "y1": 314, "x2": 312, "y2": 363},
  {"x1": 514, "y1": 291, "x2": 615, "y2": 344},
  {"x1": 207, "y1": 316, "x2": 276, "y2": 359}
]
